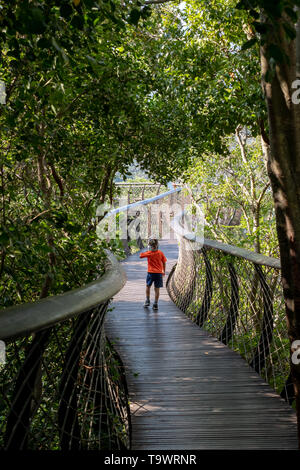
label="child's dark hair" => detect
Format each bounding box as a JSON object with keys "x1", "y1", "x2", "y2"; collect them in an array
[{"x1": 148, "y1": 238, "x2": 158, "y2": 250}]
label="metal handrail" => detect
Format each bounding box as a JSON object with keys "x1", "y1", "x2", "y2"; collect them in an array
[
  {"x1": 0, "y1": 186, "x2": 181, "y2": 341},
  {"x1": 0, "y1": 250, "x2": 126, "y2": 341},
  {"x1": 167, "y1": 211, "x2": 294, "y2": 404},
  {"x1": 203, "y1": 238, "x2": 280, "y2": 269},
  {"x1": 115, "y1": 182, "x2": 162, "y2": 186},
  {"x1": 171, "y1": 211, "x2": 281, "y2": 269},
  {"x1": 0, "y1": 186, "x2": 183, "y2": 451},
  {"x1": 101, "y1": 187, "x2": 182, "y2": 219}
]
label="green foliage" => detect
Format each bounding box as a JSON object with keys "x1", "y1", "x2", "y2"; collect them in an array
[
  {"x1": 236, "y1": 0, "x2": 300, "y2": 72},
  {"x1": 0, "y1": 0, "x2": 278, "y2": 301},
  {"x1": 0, "y1": 319, "x2": 130, "y2": 449},
  {"x1": 0, "y1": 0, "x2": 191, "y2": 306},
  {"x1": 0, "y1": 0, "x2": 295, "y2": 449},
  {"x1": 149, "y1": 0, "x2": 267, "y2": 156},
  {"x1": 185, "y1": 133, "x2": 278, "y2": 256}
]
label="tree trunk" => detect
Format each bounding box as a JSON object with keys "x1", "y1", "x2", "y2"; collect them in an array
[
  {"x1": 252, "y1": 205, "x2": 261, "y2": 254},
  {"x1": 37, "y1": 152, "x2": 56, "y2": 298},
  {"x1": 260, "y1": 21, "x2": 300, "y2": 447}
]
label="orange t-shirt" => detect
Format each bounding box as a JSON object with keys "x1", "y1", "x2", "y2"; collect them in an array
[{"x1": 140, "y1": 250, "x2": 167, "y2": 274}]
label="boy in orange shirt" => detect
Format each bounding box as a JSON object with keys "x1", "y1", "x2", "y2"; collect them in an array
[{"x1": 140, "y1": 238, "x2": 167, "y2": 310}]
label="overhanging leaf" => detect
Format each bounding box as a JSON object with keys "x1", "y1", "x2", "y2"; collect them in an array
[
  {"x1": 241, "y1": 38, "x2": 257, "y2": 51},
  {"x1": 128, "y1": 8, "x2": 141, "y2": 26}
]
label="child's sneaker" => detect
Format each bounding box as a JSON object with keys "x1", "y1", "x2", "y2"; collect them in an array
[
  {"x1": 144, "y1": 299, "x2": 150, "y2": 307},
  {"x1": 152, "y1": 302, "x2": 158, "y2": 310}
]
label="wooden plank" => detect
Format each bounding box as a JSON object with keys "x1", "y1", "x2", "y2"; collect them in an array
[{"x1": 105, "y1": 239, "x2": 298, "y2": 450}]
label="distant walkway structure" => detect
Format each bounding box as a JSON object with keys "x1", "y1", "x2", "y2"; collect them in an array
[{"x1": 0, "y1": 184, "x2": 298, "y2": 450}]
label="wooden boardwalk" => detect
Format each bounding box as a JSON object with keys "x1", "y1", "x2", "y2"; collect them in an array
[{"x1": 105, "y1": 240, "x2": 298, "y2": 449}]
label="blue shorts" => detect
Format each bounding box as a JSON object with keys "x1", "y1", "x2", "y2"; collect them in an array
[{"x1": 146, "y1": 272, "x2": 163, "y2": 288}]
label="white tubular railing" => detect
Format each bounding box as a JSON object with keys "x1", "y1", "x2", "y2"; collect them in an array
[
  {"x1": 103, "y1": 187, "x2": 182, "y2": 219},
  {"x1": 97, "y1": 186, "x2": 183, "y2": 254},
  {"x1": 0, "y1": 250, "x2": 126, "y2": 341},
  {"x1": 0, "y1": 249, "x2": 128, "y2": 450},
  {"x1": 0, "y1": 184, "x2": 183, "y2": 451}
]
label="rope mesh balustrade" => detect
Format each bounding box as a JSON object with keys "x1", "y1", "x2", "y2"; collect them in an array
[
  {"x1": 102, "y1": 185, "x2": 185, "y2": 254},
  {"x1": 167, "y1": 230, "x2": 293, "y2": 405},
  {"x1": 0, "y1": 252, "x2": 130, "y2": 450},
  {"x1": 2, "y1": 183, "x2": 293, "y2": 449},
  {"x1": 115, "y1": 183, "x2": 166, "y2": 206},
  {"x1": 0, "y1": 186, "x2": 184, "y2": 450}
]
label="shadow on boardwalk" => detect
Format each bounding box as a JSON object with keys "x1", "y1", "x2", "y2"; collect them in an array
[{"x1": 105, "y1": 240, "x2": 298, "y2": 450}]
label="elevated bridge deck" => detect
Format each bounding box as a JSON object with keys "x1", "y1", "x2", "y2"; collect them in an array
[{"x1": 105, "y1": 240, "x2": 298, "y2": 450}]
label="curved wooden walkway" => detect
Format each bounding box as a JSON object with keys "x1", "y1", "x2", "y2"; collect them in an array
[{"x1": 105, "y1": 240, "x2": 298, "y2": 449}]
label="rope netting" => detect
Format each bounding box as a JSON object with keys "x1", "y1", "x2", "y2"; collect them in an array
[
  {"x1": 1, "y1": 183, "x2": 293, "y2": 451},
  {"x1": 0, "y1": 186, "x2": 182, "y2": 450},
  {"x1": 100, "y1": 186, "x2": 185, "y2": 255},
  {"x1": 0, "y1": 302, "x2": 130, "y2": 450},
  {"x1": 114, "y1": 183, "x2": 167, "y2": 206},
  {"x1": 167, "y1": 234, "x2": 293, "y2": 404}
]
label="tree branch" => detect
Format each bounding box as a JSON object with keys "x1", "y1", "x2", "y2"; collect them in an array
[{"x1": 257, "y1": 182, "x2": 270, "y2": 206}]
